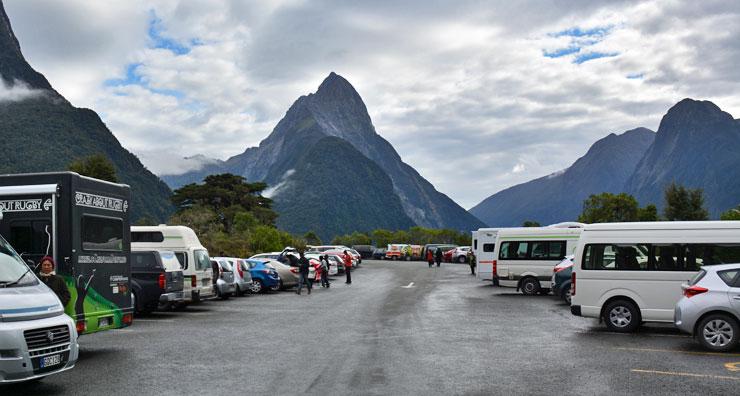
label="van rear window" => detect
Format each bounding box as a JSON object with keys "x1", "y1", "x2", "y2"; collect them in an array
[
  {"x1": 483, "y1": 243, "x2": 495, "y2": 252},
  {"x1": 131, "y1": 231, "x2": 164, "y2": 243}
]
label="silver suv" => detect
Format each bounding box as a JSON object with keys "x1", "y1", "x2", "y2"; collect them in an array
[{"x1": 675, "y1": 264, "x2": 740, "y2": 352}]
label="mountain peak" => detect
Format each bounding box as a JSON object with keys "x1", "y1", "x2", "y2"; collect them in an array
[
  {"x1": 658, "y1": 98, "x2": 735, "y2": 137},
  {"x1": 315, "y1": 72, "x2": 360, "y2": 99},
  {"x1": 0, "y1": 0, "x2": 53, "y2": 90}
]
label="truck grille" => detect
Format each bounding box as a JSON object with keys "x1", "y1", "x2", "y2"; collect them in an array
[{"x1": 24, "y1": 325, "x2": 71, "y2": 350}]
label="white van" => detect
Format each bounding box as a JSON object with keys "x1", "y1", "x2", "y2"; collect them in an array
[
  {"x1": 474, "y1": 229, "x2": 499, "y2": 282},
  {"x1": 570, "y1": 221, "x2": 740, "y2": 332},
  {"x1": 0, "y1": 232, "x2": 79, "y2": 383},
  {"x1": 493, "y1": 225, "x2": 583, "y2": 294},
  {"x1": 131, "y1": 225, "x2": 214, "y2": 303}
]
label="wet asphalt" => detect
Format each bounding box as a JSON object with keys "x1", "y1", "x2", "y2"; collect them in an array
[{"x1": 5, "y1": 260, "x2": 739, "y2": 395}]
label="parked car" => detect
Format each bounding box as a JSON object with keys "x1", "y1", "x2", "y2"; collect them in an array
[
  {"x1": 263, "y1": 260, "x2": 298, "y2": 289},
  {"x1": 249, "y1": 252, "x2": 281, "y2": 261},
  {"x1": 442, "y1": 248, "x2": 457, "y2": 263},
  {"x1": 675, "y1": 264, "x2": 740, "y2": 352},
  {"x1": 551, "y1": 255, "x2": 574, "y2": 304},
  {"x1": 130, "y1": 250, "x2": 185, "y2": 314},
  {"x1": 372, "y1": 248, "x2": 387, "y2": 260},
  {"x1": 210, "y1": 259, "x2": 236, "y2": 299},
  {"x1": 352, "y1": 245, "x2": 376, "y2": 259},
  {"x1": 244, "y1": 259, "x2": 281, "y2": 293},
  {"x1": 213, "y1": 257, "x2": 253, "y2": 296},
  {"x1": 446, "y1": 246, "x2": 471, "y2": 263},
  {"x1": 0, "y1": 234, "x2": 79, "y2": 383},
  {"x1": 306, "y1": 253, "x2": 338, "y2": 276}
]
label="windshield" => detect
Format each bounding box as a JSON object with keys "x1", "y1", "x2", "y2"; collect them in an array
[
  {"x1": 219, "y1": 260, "x2": 233, "y2": 272},
  {"x1": 194, "y1": 249, "x2": 211, "y2": 271},
  {"x1": 0, "y1": 235, "x2": 37, "y2": 286}
]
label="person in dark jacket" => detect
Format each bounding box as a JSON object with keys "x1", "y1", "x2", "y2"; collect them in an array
[
  {"x1": 434, "y1": 248, "x2": 443, "y2": 267},
  {"x1": 320, "y1": 255, "x2": 331, "y2": 288},
  {"x1": 468, "y1": 250, "x2": 476, "y2": 275},
  {"x1": 296, "y1": 252, "x2": 311, "y2": 295},
  {"x1": 38, "y1": 256, "x2": 70, "y2": 307}
]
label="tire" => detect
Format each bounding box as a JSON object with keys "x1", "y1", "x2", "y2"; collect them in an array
[
  {"x1": 520, "y1": 278, "x2": 540, "y2": 296},
  {"x1": 561, "y1": 286, "x2": 572, "y2": 305},
  {"x1": 405, "y1": 255, "x2": 411, "y2": 261},
  {"x1": 234, "y1": 285, "x2": 242, "y2": 297},
  {"x1": 269, "y1": 282, "x2": 281, "y2": 292},
  {"x1": 696, "y1": 313, "x2": 739, "y2": 352},
  {"x1": 458, "y1": 255, "x2": 467, "y2": 264},
  {"x1": 391, "y1": 256, "x2": 397, "y2": 261},
  {"x1": 603, "y1": 299, "x2": 641, "y2": 333},
  {"x1": 250, "y1": 280, "x2": 263, "y2": 294}
]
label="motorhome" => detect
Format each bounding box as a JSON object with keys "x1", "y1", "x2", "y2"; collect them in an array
[
  {"x1": 131, "y1": 225, "x2": 214, "y2": 303},
  {"x1": 570, "y1": 221, "x2": 740, "y2": 332},
  {"x1": 0, "y1": 172, "x2": 133, "y2": 334},
  {"x1": 0, "y1": 210, "x2": 79, "y2": 383},
  {"x1": 493, "y1": 225, "x2": 583, "y2": 294},
  {"x1": 474, "y1": 229, "x2": 498, "y2": 282}
]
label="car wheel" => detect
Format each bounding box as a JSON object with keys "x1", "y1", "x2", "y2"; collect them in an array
[
  {"x1": 603, "y1": 299, "x2": 641, "y2": 333},
  {"x1": 458, "y1": 255, "x2": 467, "y2": 263},
  {"x1": 696, "y1": 313, "x2": 739, "y2": 352},
  {"x1": 250, "y1": 280, "x2": 263, "y2": 294},
  {"x1": 520, "y1": 278, "x2": 540, "y2": 296},
  {"x1": 220, "y1": 289, "x2": 230, "y2": 300},
  {"x1": 561, "y1": 287, "x2": 572, "y2": 305},
  {"x1": 270, "y1": 282, "x2": 281, "y2": 292}
]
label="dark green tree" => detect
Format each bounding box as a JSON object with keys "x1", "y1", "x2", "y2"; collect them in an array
[
  {"x1": 68, "y1": 154, "x2": 118, "y2": 182},
  {"x1": 637, "y1": 204, "x2": 659, "y2": 221},
  {"x1": 663, "y1": 183, "x2": 709, "y2": 221},
  {"x1": 720, "y1": 205, "x2": 740, "y2": 220},
  {"x1": 303, "y1": 231, "x2": 322, "y2": 246},
  {"x1": 578, "y1": 193, "x2": 640, "y2": 223},
  {"x1": 522, "y1": 220, "x2": 541, "y2": 227}
]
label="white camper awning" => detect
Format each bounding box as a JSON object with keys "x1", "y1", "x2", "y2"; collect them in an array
[{"x1": 0, "y1": 184, "x2": 59, "y2": 196}]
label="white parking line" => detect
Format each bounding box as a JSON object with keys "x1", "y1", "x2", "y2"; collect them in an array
[
  {"x1": 134, "y1": 319, "x2": 175, "y2": 323},
  {"x1": 401, "y1": 282, "x2": 415, "y2": 288},
  {"x1": 631, "y1": 369, "x2": 740, "y2": 381}
]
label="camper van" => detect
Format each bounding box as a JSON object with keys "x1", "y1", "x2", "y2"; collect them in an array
[
  {"x1": 0, "y1": 172, "x2": 133, "y2": 335},
  {"x1": 474, "y1": 228, "x2": 499, "y2": 282},
  {"x1": 131, "y1": 225, "x2": 214, "y2": 303},
  {"x1": 493, "y1": 225, "x2": 583, "y2": 295},
  {"x1": 0, "y1": 216, "x2": 80, "y2": 383},
  {"x1": 570, "y1": 221, "x2": 740, "y2": 332}
]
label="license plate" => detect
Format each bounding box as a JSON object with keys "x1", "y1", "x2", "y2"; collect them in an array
[
  {"x1": 99, "y1": 317, "x2": 112, "y2": 327},
  {"x1": 39, "y1": 354, "x2": 62, "y2": 368}
]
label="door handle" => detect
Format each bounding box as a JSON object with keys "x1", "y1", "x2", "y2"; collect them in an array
[{"x1": 734, "y1": 295, "x2": 740, "y2": 300}]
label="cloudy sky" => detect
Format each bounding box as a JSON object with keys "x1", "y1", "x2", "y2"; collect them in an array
[{"x1": 4, "y1": 0, "x2": 740, "y2": 209}]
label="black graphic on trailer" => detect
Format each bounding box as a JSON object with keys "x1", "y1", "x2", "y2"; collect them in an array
[{"x1": 74, "y1": 269, "x2": 96, "y2": 324}]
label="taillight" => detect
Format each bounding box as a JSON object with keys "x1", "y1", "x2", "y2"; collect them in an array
[
  {"x1": 191, "y1": 276, "x2": 197, "y2": 288},
  {"x1": 684, "y1": 285, "x2": 708, "y2": 298},
  {"x1": 158, "y1": 273, "x2": 166, "y2": 289},
  {"x1": 237, "y1": 264, "x2": 244, "y2": 278},
  {"x1": 262, "y1": 269, "x2": 270, "y2": 274},
  {"x1": 492, "y1": 260, "x2": 497, "y2": 274},
  {"x1": 76, "y1": 321, "x2": 86, "y2": 333},
  {"x1": 290, "y1": 268, "x2": 298, "y2": 274},
  {"x1": 571, "y1": 272, "x2": 576, "y2": 296},
  {"x1": 122, "y1": 313, "x2": 133, "y2": 326}
]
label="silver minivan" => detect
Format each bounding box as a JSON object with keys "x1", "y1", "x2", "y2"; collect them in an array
[{"x1": 0, "y1": 235, "x2": 79, "y2": 383}]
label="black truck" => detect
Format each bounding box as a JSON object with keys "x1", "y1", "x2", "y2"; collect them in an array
[{"x1": 130, "y1": 250, "x2": 184, "y2": 314}]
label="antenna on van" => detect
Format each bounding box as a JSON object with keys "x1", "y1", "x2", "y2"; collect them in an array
[{"x1": 44, "y1": 225, "x2": 52, "y2": 256}]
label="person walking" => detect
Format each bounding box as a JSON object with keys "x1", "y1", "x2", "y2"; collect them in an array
[
  {"x1": 468, "y1": 250, "x2": 476, "y2": 275},
  {"x1": 320, "y1": 255, "x2": 331, "y2": 288},
  {"x1": 296, "y1": 251, "x2": 312, "y2": 295},
  {"x1": 343, "y1": 250, "x2": 353, "y2": 284},
  {"x1": 426, "y1": 249, "x2": 434, "y2": 268},
  {"x1": 434, "y1": 248, "x2": 442, "y2": 267},
  {"x1": 38, "y1": 256, "x2": 71, "y2": 307}
]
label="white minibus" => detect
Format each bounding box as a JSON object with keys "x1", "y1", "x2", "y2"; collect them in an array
[
  {"x1": 493, "y1": 225, "x2": 582, "y2": 294},
  {"x1": 131, "y1": 225, "x2": 214, "y2": 303},
  {"x1": 474, "y1": 229, "x2": 499, "y2": 282},
  {"x1": 570, "y1": 221, "x2": 740, "y2": 332}
]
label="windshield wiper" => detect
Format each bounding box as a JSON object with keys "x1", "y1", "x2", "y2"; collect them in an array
[{"x1": 1, "y1": 268, "x2": 31, "y2": 288}]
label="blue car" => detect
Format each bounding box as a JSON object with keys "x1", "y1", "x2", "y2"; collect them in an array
[
  {"x1": 551, "y1": 255, "x2": 574, "y2": 304},
  {"x1": 244, "y1": 259, "x2": 280, "y2": 293}
]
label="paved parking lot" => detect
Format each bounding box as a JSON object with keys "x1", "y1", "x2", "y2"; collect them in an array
[{"x1": 6, "y1": 260, "x2": 739, "y2": 395}]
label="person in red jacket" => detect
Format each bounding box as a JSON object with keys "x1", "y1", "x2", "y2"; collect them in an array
[
  {"x1": 426, "y1": 249, "x2": 434, "y2": 268},
  {"x1": 343, "y1": 250, "x2": 353, "y2": 284}
]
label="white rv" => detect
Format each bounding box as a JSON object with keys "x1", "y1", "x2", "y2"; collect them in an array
[
  {"x1": 571, "y1": 221, "x2": 740, "y2": 332},
  {"x1": 474, "y1": 228, "x2": 499, "y2": 282},
  {"x1": 131, "y1": 225, "x2": 214, "y2": 303},
  {"x1": 493, "y1": 225, "x2": 583, "y2": 294}
]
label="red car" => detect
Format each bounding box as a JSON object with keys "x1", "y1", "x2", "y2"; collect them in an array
[{"x1": 442, "y1": 248, "x2": 455, "y2": 263}]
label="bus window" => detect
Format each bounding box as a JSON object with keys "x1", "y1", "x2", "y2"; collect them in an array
[
  {"x1": 531, "y1": 242, "x2": 547, "y2": 259},
  {"x1": 131, "y1": 231, "x2": 164, "y2": 243},
  {"x1": 82, "y1": 215, "x2": 123, "y2": 251},
  {"x1": 547, "y1": 241, "x2": 566, "y2": 259},
  {"x1": 483, "y1": 243, "x2": 494, "y2": 252}
]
